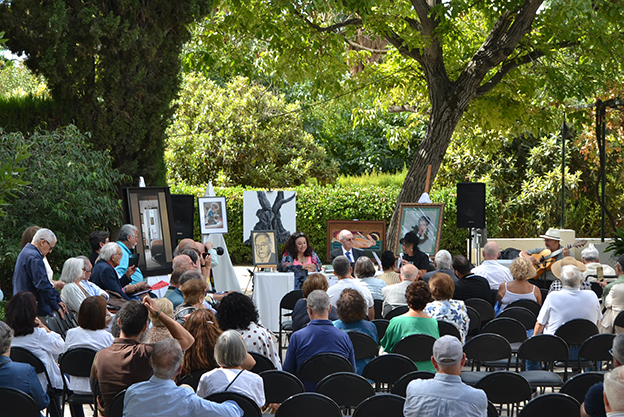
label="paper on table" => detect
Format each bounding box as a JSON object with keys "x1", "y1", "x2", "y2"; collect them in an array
[{"x1": 149, "y1": 280, "x2": 169, "y2": 291}]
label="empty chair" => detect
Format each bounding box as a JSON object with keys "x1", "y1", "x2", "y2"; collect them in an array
[
  {"x1": 177, "y1": 369, "x2": 210, "y2": 392},
  {"x1": 59, "y1": 348, "x2": 98, "y2": 414},
  {"x1": 475, "y1": 371, "x2": 532, "y2": 416},
  {"x1": 278, "y1": 289, "x2": 304, "y2": 360},
  {"x1": 371, "y1": 319, "x2": 389, "y2": 341},
  {"x1": 260, "y1": 370, "x2": 304, "y2": 405},
  {"x1": 384, "y1": 305, "x2": 409, "y2": 320},
  {"x1": 507, "y1": 299, "x2": 542, "y2": 316},
  {"x1": 578, "y1": 333, "x2": 616, "y2": 371},
  {"x1": 362, "y1": 353, "x2": 417, "y2": 392},
  {"x1": 517, "y1": 392, "x2": 580, "y2": 417},
  {"x1": 352, "y1": 393, "x2": 405, "y2": 417},
  {"x1": 497, "y1": 306, "x2": 537, "y2": 330},
  {"x1": 275, "y1": 392, "x2": 342, "y2": 417},
  {"x1": 516, "y1": 334, "x2": 570, "y2": 391},
  {"x1": 461, "y1": 333, "x2": 512, "y2": 386},
  {"x1": 480, "y1": 317, "x2": 527, "y2": 369},
  {"x1": 465, "y1": 298, "x2": 495, "y2": 324},
  {"x1": 205, "y1": 392, "x2": 262, "y2": 417},
  {"x1": 315, "y1": 372, "x2": 375, "y2": 413},
  {"x1": 391, "y1": 371, "x2": 435, "y2": 397},
  {"x1": 249, "y1": 352, "x2": 276, "y2": 374},
  {"x1": 560, "y1": 372, "x2": 604, "y2": 404},
  {"x1": 437, "y1": 320, "x2": 461, "y2": 340},
  {"x1": 0, "y1": 387, "x2": 42, "y2": 417},
  {"x1": 297, "y1": 353, "x2": 354, "y2": 390},
  {"x1": 466, "y1": 306, "x2": 481, "y2": 338}
]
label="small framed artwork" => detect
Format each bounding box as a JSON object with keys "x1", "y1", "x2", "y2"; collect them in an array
[
  {"x1": 326, "y1": 220, "x2": 386, "y2": 262},
  {"x1": 122, "y1": 187, "x2": 176, "y2": 277},
  {"x1": 252, "y1": 230, "x2": 279, "y2": 267},
  {"x1": 396, "y1": 203, "x2": 445, "y2": 256},
  {"x1": 198, "y1": 196, "x2": 229, "y2": 235}
]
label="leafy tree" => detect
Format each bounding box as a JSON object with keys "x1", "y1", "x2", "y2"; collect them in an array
[
  {"x1": 0, "y1": 0, "x2": 214, "y2": 186},
  {"x1": 186, "y1": 0, "x2": 624, "y2": 246},
  {"x1": 166, "y1": 73, "x2": 337, "y2": 187}
]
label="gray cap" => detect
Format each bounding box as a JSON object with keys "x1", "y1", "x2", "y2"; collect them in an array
[{"x1": 433, "y1": 335, "x2": 463, "y2": 366}]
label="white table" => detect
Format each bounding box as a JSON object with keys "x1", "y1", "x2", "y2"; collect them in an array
[{"x1": 253, "y1": 272, "x2": 295, "y2": 332}]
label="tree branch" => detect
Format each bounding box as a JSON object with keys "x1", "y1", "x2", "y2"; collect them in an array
[
  {"x1": 342, "y1": 35, "x2": 389, "y2": 54},
  {"x1": 388, "y1": 105, "x2": 421, "y2": 113},
  {"x1": 384, "y1": 32, "x2": 423, "y2": 63},
  {"x1": 410, "y1": 0, "x2": 435, "y2": 38},
  {"x1": 291, "y1": 9, "x2": 362, "y2": 33}
]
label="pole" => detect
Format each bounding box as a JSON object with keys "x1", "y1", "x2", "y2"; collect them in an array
[{"x1": 560, "y1": 117, "x2": 567, "y2": 229}]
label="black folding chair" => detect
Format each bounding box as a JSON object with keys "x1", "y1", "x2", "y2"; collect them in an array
[
  {"x1": 384, "y1": 305, "x2": 409, "y2": 320},
  {"x1": 44, "y1": 315, "x2": 66, "y2": 338},
  {"x1": 391, "y1": 333, "x2": 436, "y2": 364},
  {"x1": 555, "y1": 319, "x2": 599, "y2": 376},
  {"x1": 297, "y1": 353, "x2": 354, "y2": 388},
  {"x1": 205, "y1": 391, "x2": 262, "y2": 417},
  {"x1": 352, "y1": 393, "x2": 405, "y2": 417},
  {"x1": 517, "y1": 334, "x2": 569, "y2": 391},
  {"x1": 275, "y1": 392, "x2": 342, "y2": 417},
  {"x1": 480, "y1": 317, "x2": 526, "y2": 369},
  {"x1": 461, "y1": 333, "x2": 512, "y2": 386},
  {"x1": 278, "y1": 289, "x2": 303, "y2": 361},
  {"x1": 362, "y1": 353, "x2": 417, "y2": 392},
  {"x1": 466, "y1": 306, "x2": 481, "y2": 339},
  {"x1": 176, "y1": 368, "x2": 210, "y2": 391},
  {"x1": 347, "y1": 331, "x2": 379, "y2": 360},
  {"x1": 259, "y1": 370, "x2": 304, "y2": 405},
  {"x1": 390, "y1": 371, "x2": 435, "y2": 397},
  {"x1": 107, "y1": 389, "x2": 126, "y2": 417},
  {"x1": 578, "y1": 333, "x2": 616, "y2": 371},
  {"x1": 507, "y1": 299, "x2": 541, "y2": 316},
  {"x1": 315, "y1": 372, "x2": 375, "y2": 414},
  {"x1": 497, "y1": 306, "x2": 537, "y2": 330},
  {"x1": 374, "y1": 299, "x2": 384, "y2": 320},
  {"x1": 437, "y1": 320, "x2": 461, "y2": 340},
  {"x1": 249, "y1": 352, "x2": 276, "y2": 374},
  {"x1": 59, "y1": 348, "x2": 98, "y2": 415},
  {"x1": 371, "y1": 319, "x2": 389, "y2": 342},
  {"x1": 0, "y1": 386, "x2": 42, "y2": 417},
  {"x1": 465, "y1": 298, "x2": 495, "y2": 324},
  {"x1": 517, "y1": 392, "x2": 580, "y2": 417},
  {"x1": 560, "y1": 372, "x2": 603, "y2": 404},
  {"x1": 475, "y1": 371, "x2": 532, "y2": 416}
]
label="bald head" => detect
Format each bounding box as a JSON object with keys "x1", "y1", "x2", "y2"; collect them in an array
[
  {"x1": 172, "y1": 254, "x2": 195, "y2": 271},
  {"x1": 400, "y1": 264, "x2": 419, "y2": 282},
  {"x1": 482, "y1": 242, "x2": 500, "y2": 260}
]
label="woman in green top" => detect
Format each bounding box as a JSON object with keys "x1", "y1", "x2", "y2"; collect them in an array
[{"x1": 380, "y1": 280, "x2": 440, "y2": 372}]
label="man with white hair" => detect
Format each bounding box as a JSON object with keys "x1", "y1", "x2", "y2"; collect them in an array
[
  {"x1": 123, "y1": 339, "x2": 242, "y2": 417},
  {"x1": 403, "y1": 335, "x2": 487, "y2": 416},
  {"x1": 604, "y1": 366, "x2": 624, "y2": 416},
  {"x1": 423, "y1": 250, "x2": 458, "y2": 283},
  {"x1": 116, "y1": 224, "x2": 143, "y2": 285},
  {"x1": 13, "y1": 228, "x2": 68, "y2": 318},
  {"x1": 471, "y1": 241, "x2": 513, "y2": 290},
  {"x1": 382, "y1": 264, "x2": 419, "y2": 316},
  {"x1": 600, "y1": 254, "x2": 624, "y2": 305},
  {"x1": 581, "y1": 244, "x2": 616, "y2": 282},
  {"x1": 534, "y1": 265, "x2": 602, "y2": 335},
  {"x1": 330, "y1": 229, "x2": 364, "y2": 263}
]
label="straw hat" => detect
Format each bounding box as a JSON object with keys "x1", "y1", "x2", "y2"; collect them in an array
[
  {"x1": 540, "y1": 228, "x2": 562, "y2": 241},
  {"x1": 551, "y1": 256, "x2": 586, "y2": 279}
]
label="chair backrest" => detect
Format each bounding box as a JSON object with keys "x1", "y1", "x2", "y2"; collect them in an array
[
  {"x1": 0, "y1": 387, "x2": 42, "y2": 417},
  {"x1": 60, "y1": 347, "x2": 98, "y2": 378},
  {"x1": 517, "y1": 392, "x2": 580, "y2": 417},
  {"x1": 315, "y1": 372, "x2": 375, "y2": 410},
  {"x1": 466, "y1": 306, "x2": 481, "y2": 335},
  {"x1": 384, "y1": 305, "x2": 409, "y2": 320},
  {"x1": 614, "y1": 310, "x2": 624, "y2": 332},
  {"x1": 52, "y1": 310, "x2": 70, "y2": 335},
  {"x1": 497, "y1": 306, "x2": 537, "y2": 330},
  {"x1": 507, "y1": 299, "x2": 541, "y2": 316},
  {"x1": 560, "y1": 372, "x2": 604, "y2": 404},
  {"x1": 66, "y1": 310, "x2": 80, "y2": 328},
  {"x1": 347, "y1": 332, "x2": 379, "y2": 360},
  {"x1": 298, "y1": 353, "x2": 354, "y2": 384},
  {"x1": 259, "y1": 370, "x2": 304, "y2": 404},
  {"x1": 107, "y1": 389, "x2": 126, "y2": 417},
  {"x1": 516, "y1": 334, "x2": 569, "y2": 364},
  {"x1": 371, "y1": 319, "x2": 389, "y2": 341},
  {"x1": 579, "y1": 333, "x2": 616, "y2": 362},
  {"x1": 555, "y1": 319, "x2": 599, "y2": 347},
  {"x1": 362, "y1": 353, "x2": 417, "y2": 391},
  {"x1": 177, "y1": 368, "x2": 210, "y2": 391},
  {"x1": 352, "y1": 393, "x2": 405, "y2": 417},
  {"x1": 487, "y1": 400, "x2": 499, "y2": 417},
  {"x1": 280, "y1": 289, "x2": 304, "y2": 311},
  {"x1": 475, "y1": 371, "x2": 532, "y2": 405},
  {"x1": 390, "y1": 371, "x2": 435, "y2": 397},
  {"x1": 249, "y1": 352, "x2": 276, "y2": 374},
  {"x1": 437, "y1": 320, "x2": 461, "y2": 340},
  {"x1": 391, "y1": 333, "x2": 437, "y2": 363},
  {"x1": 463, "y1": 333, "x2": 512, "y2": 363},
  {"x1": 9, "y1": 346, "x2": 50, "y2": 382},
  {"x1": 45, "y1": 315, "x2": 66, "y2": 338},
  {"x1": 465, "y1": 298, "x2": 495, "y2": 323},
  {"x1": 480, "y1": 317, "x2": 527, "y2": 343},
  {"x1": 374, "y1": 299, "x2": 383, "y2": 320},
  {"x1": 275, "y1": 392, "x2": 342, "y2": 417},
  {"x1": 205, "y1": 391, "x2": 262, "y2": 417}
]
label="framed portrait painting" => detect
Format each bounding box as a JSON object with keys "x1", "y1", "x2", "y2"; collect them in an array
[
  {"x1": 251, "y1": 230, "x2": 279, "y2": 267},
  {"x1": 198, "y1": 196, "x2": 229, "y2": 235},
  {"x1": 326, "y1": 220, "x2": 386, "y2": 262},
  {"x1": 396, "y1": 203, "x2": 445, "y2": 256}
]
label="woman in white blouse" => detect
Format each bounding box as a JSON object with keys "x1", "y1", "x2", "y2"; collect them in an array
[{"x1": 60, "y1": 257, "x2": 107, "y2": 313}]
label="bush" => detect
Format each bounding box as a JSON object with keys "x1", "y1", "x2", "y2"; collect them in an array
[{"x1": 0, "y1": 126, "x2": 128, "y2": 295}]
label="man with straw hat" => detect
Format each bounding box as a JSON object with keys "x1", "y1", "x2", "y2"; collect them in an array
[
  {"x1": 520, "y1": 228, "x2": 570, "y2": 287},
  {"x1": 548, "y1": 256, "x2": 592, "y2": 293}
]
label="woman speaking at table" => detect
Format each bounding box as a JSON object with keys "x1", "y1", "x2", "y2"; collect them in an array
[{"x1": 280, "y1": 232, "x2": 322, "y2": 273}]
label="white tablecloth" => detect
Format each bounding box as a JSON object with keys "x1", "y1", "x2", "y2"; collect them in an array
[{"x1": 252, "y1": 272, "x2": 294, "y2": 332}]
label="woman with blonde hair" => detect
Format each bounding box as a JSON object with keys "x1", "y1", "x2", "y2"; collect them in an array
[
  {"x1": 145, "y1": 298, "x2": 175, "y2": 343},
  {"x1": 497, "y1": 257, "x2": 542, "y2": 311}
]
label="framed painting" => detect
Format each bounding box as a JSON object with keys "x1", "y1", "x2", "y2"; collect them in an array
[
  {"x1": 198, "y1": 196, "x2": 229, "y2": 235},
  {"x1": 122, "y1": 187, "x2": 175, "y2": 277},
  {"x1": 326, "y1": 220, "x2": 386, "y2": 262},
  {"x1": 396, "y1": 203, "x2": 445, "y2": 256},
  {"x1": 251, "y1": 230, "x2": 279, "y2": 267},
  {"x1": 243, "y1": 190, "x2": 296, "y2": 245}
]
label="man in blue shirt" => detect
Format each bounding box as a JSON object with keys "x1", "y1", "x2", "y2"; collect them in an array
[
  {"x1": 283, "y1": 290, "x2": 356, "y2": 391},
  {"x1": 123, "y1": 338, "x2": 242, "y2": 417},
  {"x1": 115, "y1": 224, "x2": 143, "y2": 285},
  {"x1": 12, "y1": 228, "x2": 67, "y2": 318},
  {"x1": 0, "y1": 321, "x2": 50, "y2": 410}
]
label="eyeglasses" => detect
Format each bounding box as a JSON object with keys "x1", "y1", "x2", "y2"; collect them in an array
[
  {"x1": 610, "y1": 348, "x2": 614, "y2": 357},
  {"x1": 43, "y1": 239, "x2": 55, "y2": 252}
]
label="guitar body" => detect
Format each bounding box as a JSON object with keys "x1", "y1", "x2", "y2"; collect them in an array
[{"x1": 531, "y1": 249, "x2": 556, "y2": 278}]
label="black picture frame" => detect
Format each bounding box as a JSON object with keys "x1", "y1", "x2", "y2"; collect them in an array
[{"x1": 251, "y1": 230, "x2": 279, "y2": 267}]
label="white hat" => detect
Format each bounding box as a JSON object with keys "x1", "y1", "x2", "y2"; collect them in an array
[
  {"x1": 540, "y1": 228, "x2": 562, "y2": 241},
  {"x1": 433, "y1": 335, "x2": 463, "y2": 366}
]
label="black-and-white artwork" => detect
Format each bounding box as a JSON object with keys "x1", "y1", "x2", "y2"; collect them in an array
[{"x1": 243, "y1": 191, "x2": 296, "y2": 245}]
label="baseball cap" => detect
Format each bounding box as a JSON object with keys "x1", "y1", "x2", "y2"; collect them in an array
[{"x1": 433, "y1": 335, "x2": 463, "y2": 366}]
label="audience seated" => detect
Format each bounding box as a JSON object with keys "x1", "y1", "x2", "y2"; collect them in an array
[
  {"x1": 581, "y1": 333, "x2": 623, "y2": 417},
  {"x1": 216, "y1": 292, "x2": 281, "y2": 370},
  {"x1": 145, "y1": 298, "x2": 175, "y2": 343},
  {"x1": 88, "y1": 230, "x2": 110, "y2": 267},
  {"x1": 354, "y1": 256, "x2": 385, "y2": 300},
  {"x1": 382, "y1": 264, "x2": 418, "y2": 317},
  {"x1": 292, "y1": 273, "x2": 338, "y2": 332},
  {"x1": 60, "y1": 257, "x2": 95, "y2": 313},
  {"x1": 327, "y1": 256, "x2": 375, "y2": 320},
  {"x1": 497, "y1": 257, "x2": 541, "y2": 312},
  {"x1": 548, "y1": 256, "x2": 592, "y2": 293},
  {"x1": 380, "y1": 281, "x2": 440, "y2": 372},
  {"x1": 75, "y1": 256, "x2": 109, "y2": 301},
  {"x1": 424, "y1": 273, "x2": 469, "y2": 344},
  {"x1": 0, "y1": 320, "x2": 50, "y2": 411},
  {"x1": 581, "y1": 244, "x2": 617, "y2": 282},
  {"x1": 403, "y1": 335, "x2": 487, "y2": 417},
  {"x1": 180, "y1": 309, "x2": 222, "y2": 377},
  {"x1": 333, "y1": 289, "x2": 378, "y2": 374},
  {"x1": 173, "y1": 279, "x2": 209, "y2": 324},
  {"x1": 197, "y1": 330, "x2": 265, "y2": 408},
  {"x1": 91, "y1": 242, "x2": 143, "y2": 302},
  {"x1": 423, "y1": 250, "x2": 458, "y2": 283},
  {"x1": 471, "y1": 242, "x2": 513, "y2": 290},
  {"x1": 165, "y1": 267, "x2": 188, "y2": 308},
  {"x1": 604, "y1": 366, "x2": 624, "y2": 415},
  {"x1": 452, "y1": 255, "x2": 493, "y2": 305},
  {"x1": 600, "y1": 283, "x2": 624, "y2": 334},
  {"x1": 283, "y1": 290, "x2": 356, "y2": 391},
  {"x1": 379, "y1": 250, "x2": 400, "y2": 285},
  {"x1": 124, "y1": 339, "x2": 242, "y2": 417}
]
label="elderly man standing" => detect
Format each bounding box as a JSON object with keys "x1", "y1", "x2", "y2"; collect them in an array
[
  {"x1": 123, "y1": 339, "x2": 242, "y2": 417},
  {"x1": 382, "y1": 264, "x2": 418, "y2": 316},
  {"x1": 330, "y1": 229, "x2": 363, "y2": 263},
  {"x1": 534, "y1": 265, "x2": 602, "y2": 336},
  {"x1": 283, "y1": 290, "x2": 356, "y2": 391},
  {"x1": 403, "y1": 335, "x2": 487, "y2": 417},
  {"x1": 471, "y1": 241, "x2": 513, "y2": 290},
  {"x1": 115, "y1": 224, "x2": 143, "y2": 285},
  {"x1": 423, "y1": 250, "x2": 458, "y2": 283},
  {"x1": 327, "y1": 256, "x2": 375, "y2": 320},
  {"x1": 13, "y1": 228, "x2": 68, "y2": 318}
]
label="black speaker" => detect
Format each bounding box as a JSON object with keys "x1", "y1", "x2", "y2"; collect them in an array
[
  {"x1": 171, "y1": 194, "x2": 195, "y2": 241},
  {"x1": 456, "y1": 183, "x2": 486, "y2": 228}
]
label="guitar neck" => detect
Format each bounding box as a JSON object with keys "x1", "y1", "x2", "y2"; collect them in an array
[{"x1": 544, "y1": 240, "x2": 586, "y2": 260}]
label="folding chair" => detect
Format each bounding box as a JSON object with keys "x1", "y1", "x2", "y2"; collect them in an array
[
  {"x1": 560, "y1": 372, "x2": 603, "y2": 404},
  {"x1": 362, "y1": 353, "x2": 417, "y2": 392},
  {"x1": 390, "y1": 371, "x2": 435, "y2": 397},
  {"x1": 475, "y1": 371, "x2": 532, "y2": 416},
  {"x1": 352, "y1": 393, "x2": 405, "y2": 417},
  {"x1": 0, "y1": 386, "x2": 42, "y2": 417},
  {"x1": 278, "y1": 290, "x2": 303, "y2": 361},
  {"x1": 205, "y1": 391, "x2": 262, "y2": 417},
  {"x1": 315, "y1": 372, "x2": 375, "y2": 414},
  {"x1": 249, "y1": 352, "x2": 276, "y2": 374},
  {"x1": 465, "y1": 298, "x2": 495, "y2": 324},
  {"x1": 275, "y1": 393, "x2": 342, "y2": 417},
  {"x1": 259, "y1": 370, "x2": 304, "y2": 405},
  {"x1": 59, "y1": 348, "x2": 98, "y2": 415},
  {"x1": 517, "y1": 392, "x2": 580, "y2": 417}
]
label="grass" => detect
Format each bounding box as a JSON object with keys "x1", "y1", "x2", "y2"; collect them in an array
[{"x1": 337, "y1": 167, "x2": 408, "y2": 188}]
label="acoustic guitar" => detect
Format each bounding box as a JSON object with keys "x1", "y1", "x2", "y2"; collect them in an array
[{"x1": 530, "y1": 240, "x2": 587, "y2": 278}]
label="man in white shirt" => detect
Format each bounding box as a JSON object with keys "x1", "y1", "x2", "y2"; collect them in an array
[
  {"x1": 382, "y1": 264, "x2": 418, "y2": 316},
  {"x1": 326, "y1": 256, "x2": 374, "y2": 320},
  {"x1": 471, "y1": 241, "x2": 512, "y2": 290},
  {"x1": 581, "y1": 244, "x2": 617, "y2": 282}
]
